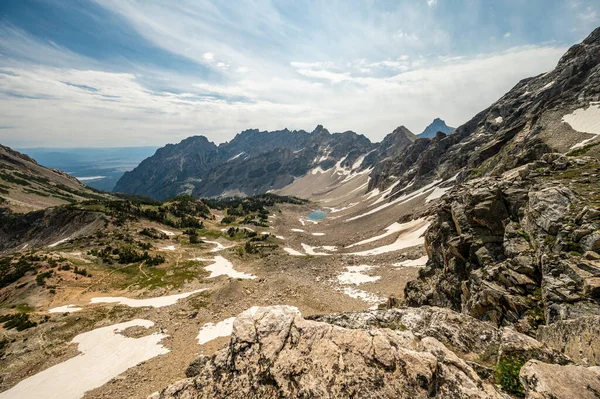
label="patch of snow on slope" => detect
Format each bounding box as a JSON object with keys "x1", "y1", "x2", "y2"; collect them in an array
[
  {"x1": 341, "y1": 287, "x2": 384, "y2": 304},
  {"x1": 0, "y1": 319, "x2": 168, "y2": 399},
  {"x1": 197, "y1": 317, "x2": 235, "y2": 345},
  {"x1": 326, "y1": 202, "x2": 359, "y2": 213},
  {"x1": 369, "y1": 181, "x2": 401, "y2": 206},
  {"x1": 203, "y1": 240, "x2": 235, "y2": 252},
  {"x1": 190, "y1": 256, "x2": 256, "y2": 279},
  {"x1": 159, "y1": 245, "x2": 176, "y2": 251},
  {"x1": 284, "y1": 247, "x2": 306, "y2": 256},
  {"x1": 563, "y1": 103, "x2": 600, "y2": 148},
  {"x1": 301, "y1": 243, "x2": 331, "y2": 256},
  {"x1": 158, "y1": 229, "x2": 176, "y2": 236},
  {"x1": 347, "y1": 218, "x2": 429, "y2": 256},
  {"x1": 90, "y1": 289, "x2": 208, "y2": 308},
  {"x1": 347, "y1": 180, "x2": 441, "y2": 222},
  {"x1": 393, "y1": 255, "x2": 429, "y2": 267},
  {"x1": 228, "y1": 152, "x2": 245, "y2": 161},
  {"x1": 312, "y1": 232, "x2": 325, "y2": 236},
  {"x1": 291, "y1": 228, "x2": 305, "y2": 232},
  {"x1": 347, "y1": 220, "x2": 419, "y2": 248},
  {"x1": 337, "y1": 265, "x2": 380, "y2": 285},
  {"x1": 48, "y1": 237, "x2": 72, "y2": 248},
  {"x1": 49, "y1": 304, "x2": 82, "y2": 313}
]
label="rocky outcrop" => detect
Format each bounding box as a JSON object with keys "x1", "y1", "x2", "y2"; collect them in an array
[
  {"x1": 307, "y1": 306, "x2": 500, "y2": 356},
  {"x1": 537, "y1": 316, "x2": 600, "y2": 366},
  {"x1": 520, "y1": 360, "x2": 600, "y2": 399},
  {"x1": 154, "y1": 306, "x2": 504, "y2": 399},
  {"x1": 405, "y1": 155, "x2": 600, "y2": 332},
  {"x1": 154, "y1": 306, "x2": 596, "y2": 399},
  {"x1": 367, "y1": 26, "x2": 600, "y2": 198}
]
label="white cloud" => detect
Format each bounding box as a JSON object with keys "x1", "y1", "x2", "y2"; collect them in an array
[
  {"x1": 0, "y1": 1, "x2": 580, "y2": 147},
  {"x1": 427, "y1": 0, "x2": 438, "y2": 7},
  {"x1": 504, "y1": 32, "x2": 511, "y2": 38}
]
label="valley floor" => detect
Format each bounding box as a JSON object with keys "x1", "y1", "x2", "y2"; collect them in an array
[{"x1": 0, "y1": 186, "x2": 432, "y2": 399}]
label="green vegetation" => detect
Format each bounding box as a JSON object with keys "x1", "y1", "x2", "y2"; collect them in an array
[
  {"x1": 0, "y1": 313, "x2": 37, "y2": 331},
  {"x1": 0, "y1": 172, "x2": 30, "y2": 186},
  {"x1": 91, "y1": 245, "x2": 165, "y2": 266},
  {"x1": 566, "y1": 141, "x2": 600, "y2": 157},
  {"x1": 36, "y1": 270, "x2": 53, "y2": 286},
  {"x1": 207, "y1": 194, "x2": 306, "y2": 226},
  {"x1": 494, "y1": 355, "x2": 526, "y2": 396},
  {"x1": 77, "y1": 195, "x2": 209, "y2": 228},
  {"x1": 0, "y1": 256, "x2": 37, "y2": 290}
]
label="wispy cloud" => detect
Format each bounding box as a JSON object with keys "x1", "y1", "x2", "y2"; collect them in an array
[{"x1": 0, "y1": 0, "x2": 598, "y2": 147}]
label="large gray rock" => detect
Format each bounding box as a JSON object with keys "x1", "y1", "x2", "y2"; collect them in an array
[
  {"x1": 537, "y1": 316, "x2": 600, "y2": 366},
  {"x1": 154, "y1": 306, "x2": 503, "y2": 399},
  {"x1": 520, "y1": 360, "x2": 600, "y2": 399}
]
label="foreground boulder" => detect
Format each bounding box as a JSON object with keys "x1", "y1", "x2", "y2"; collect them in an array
[
  {"x1": 520, "y1": 360, "x2": 600, "y2": 399},
  {"x1": 153, "y1": 306, "x2": 503, "y2": 398}
]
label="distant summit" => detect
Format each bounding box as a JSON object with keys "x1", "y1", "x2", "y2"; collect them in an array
[{"x1": 418, "y1": 118, "x2": 454, "y2": 138}]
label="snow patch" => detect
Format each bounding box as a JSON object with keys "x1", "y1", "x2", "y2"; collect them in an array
[
  {"x1": 191, "y1": 256, "x2": 256, "y2": 279},
  {"x1": 283, "y1": 247, "x2": 306, "y2": 256},
  {"x1": 347, "y1": 218, "x2": 429, "y2": 256},
  {"x1": 301, "y1": 243, "x2": 331, "y2": 256},
  {"x1": 291, "y1": 228, "x2": 305, "y2": 232},
  {"x1": 158, "y1": 229, "x2": 176, "y2": 237},
  {"x1": 90, "y1": 289, "x2": 207, "y2": 308},
  {"x1": 197, "y1": 317, "x2": 235, "y2": 345},
  {"x1": 563, "y1": 103, "x2": 600, "y2": 137},
  {"x1": 48, "y1": 237, "x2": 71, "y2": 248},
  {"x1": 0, "y1": 320, "x2": 168, "y2": 399},
  {"x1": 337, "y1": 265, "x2": 380, "y2": 285},
  {"x1": 159, "y1": 245, "x2": 176, "y2": 251},
  {"x1": 49, "y1": 304, "x2": 82, "y2": 313},
  {"x1": 341, "y1": 287, "x2": 384, "y2": 304},
  {"x1": 393, "y1": 255, "x2": 429, "y2": 267}
]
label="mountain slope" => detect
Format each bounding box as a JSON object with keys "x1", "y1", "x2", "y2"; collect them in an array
[
  {"x1": 418, "y1": 118, "x2": 454, "y2": 138},
  {"x1": 368, "y1": 26, "x2": 600, "y2": 199},
  {"x1": 0, "y1": 144, "x2": 106, "y2": 213},
  {"x1": 114, "y1": 126, "x2": 376, "y2": 200}
]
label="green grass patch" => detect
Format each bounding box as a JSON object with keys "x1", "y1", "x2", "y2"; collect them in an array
[{"x1": 494, "y1": 355, "x2": 526, "y2": 396}]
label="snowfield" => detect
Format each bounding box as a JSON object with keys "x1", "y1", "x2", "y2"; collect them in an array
[
  {"x1": 0, "y1": 320, "x2": 169, "y2": 399},
  {"x1": 191, "y1": 256, "x2": 256, "y2": 279},
  {"x1": 90, "y1": 289, "x2": 208, "y2": 308},
  {"x1": 347, "y1": 218, "x2": 430, "y2": 256},
  {"x1": 48, "y1": 304, "x2": 82, "y2": 313},
  {"x1": 197, "y1": 317, "x2": 235, "y2": 345}
]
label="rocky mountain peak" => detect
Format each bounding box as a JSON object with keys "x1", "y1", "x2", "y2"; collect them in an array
[
  {"x1": 311, "y1": 124, "x2": 327, "y2": 135},
  {"x1": 418, "y1": 118, "x2": 455, "y2": 138}
]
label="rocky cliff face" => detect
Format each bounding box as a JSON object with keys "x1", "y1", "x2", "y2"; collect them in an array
[
  {"x1": 114, "y1": 126, "x2": 375, "y2": 200},
  {"x1": 366, "y1": 26, "x2": 600, "y2": 197},
  {"x1": 405, "y1": 154, "x2": 600, "y2": 332}
]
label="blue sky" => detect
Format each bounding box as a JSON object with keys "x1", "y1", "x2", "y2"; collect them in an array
[{"x1": 0, "y1": 0, "x2": 599, "y2": 147}]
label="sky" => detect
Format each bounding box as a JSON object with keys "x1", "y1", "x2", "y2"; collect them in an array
[{"x1": 0, "y1": 0, "x2": 599, "y2": 148}]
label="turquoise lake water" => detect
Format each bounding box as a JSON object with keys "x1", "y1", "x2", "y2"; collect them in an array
[{"x1": 307, "y1": 210, "x2": 328, "y2": 221}]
